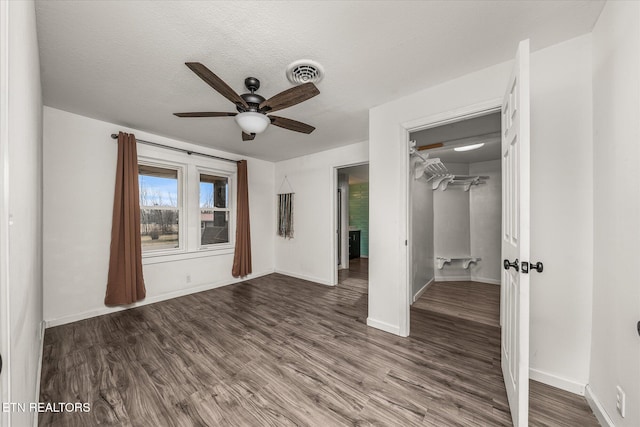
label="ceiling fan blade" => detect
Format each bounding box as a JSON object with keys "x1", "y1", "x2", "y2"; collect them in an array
[
  {"x1": 174, "y1": 112, "x2": 237, "y2": 117},
  {"x1": 270, "y1": 115, "x2": 316, "y2": 134},
  {"x1": 417, "y1": 143, "x2": 444, "y2": 151},
  {"x1": 185, "y1": 62, "x2": 248, "y2": 109},
  {"x1": 259, "y1": 82, "x2": 319, "y2": 113},
  {"x1": 242, "y1": 132, "x2": 255, "y2": 141}
]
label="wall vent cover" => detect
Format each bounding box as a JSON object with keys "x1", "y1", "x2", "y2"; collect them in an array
[{"x1": 286, "y1": 59, "x2": 324, "y2": 85}]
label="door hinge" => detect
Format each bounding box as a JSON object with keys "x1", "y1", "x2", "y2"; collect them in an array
[{"x1": 405, "y1": 240, "x2": 408, "y2": 246}]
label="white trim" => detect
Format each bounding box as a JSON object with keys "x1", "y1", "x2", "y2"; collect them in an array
[
  {"x1": 33, "y1": 321, "x2": 45, "y2": 427},
  {"x1": 138, "y1": 159, "x2": 186, "y2": 256},
  {"x1": 142, "y1": 247, "x2": 234, "y2": 264},
  {"x1": 197, "y1": 167, "x2": 235, "y2": 250},
  {"x1": 402, "y1": 99, "x2": 502, "y2": 134},
  {"x1": 412, "y1": 277, "x2": 434, "y2": 303},
  {"x1": 0, "y1": 2, "x2": 11, "y2": 424},
  {"x1": 470, "y1": 276, "x2": 501, "y2": 285},
  {"x1": 585, "y1": 384, "x2": 614, "y2": 427},
  {"x1": 400, "y1": 99, "x2": 502, "y2": 339},
  {"x1": 399, "y1": 124, "x2": 411, "y2": 337},
  {"x1": 529, "y1": 368, "x2": 586, "y2": 396},
  {"x1": 274, "y1": 269, "x2": 333, "y2": 286},
  {"x1": 366, "y1": 317, "x2": 402, "y2": 336},
  {"x1": 330, "y1": 161, "x2": 369, "y2": 288},
  {"x1": 331, "y1": 167, "x2": 338, "y2": 286},
  {"x1": 45, "y1": 270, "x2": 274, "y2": 327},
  {"x1": 434, "y1": 275, "x2": 472, "y2": 282}
]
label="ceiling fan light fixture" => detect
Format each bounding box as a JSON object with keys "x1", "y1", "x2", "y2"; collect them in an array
[
  {"x1": 235, "y1": 112, "x2": 270, "y2": 134},
  {"x1": 454, "y1": 142, "x2": 485, "y2": 152}
]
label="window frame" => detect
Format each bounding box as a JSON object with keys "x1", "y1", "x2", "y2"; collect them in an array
[
  {"x1": 137, "y1": 158, "x2": 186, "y2": 257},
  {"x1": 136, "y1": 142, "x2": 237, "y2": 262},
  {"x1": 197, "y1": 167, "x2": 234, "y2": 251}
]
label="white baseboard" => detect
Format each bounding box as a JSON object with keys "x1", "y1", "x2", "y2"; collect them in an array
[
  {"x1": 366, "y1": 317, "x2": 401, "y2": 335},
  {"x1": 434, "y1": 275, "x2": 472, "y2": 282},
  {"x1": 33, "y1": 321, "x2": 45, "y2": 427},
  {"x1": 470, "y1": 276, "x2": 501, "y2": 285},
  {"x1": 45, "y1": 270, "x2": 274, "y2": 328},
  {"x1": 529, "y1": 368, "x2": 586, "y2": 396},
  {"x1": 585, "y1": 384, "x2": 614, "y2": 427},
  {"x1": 274, "y1": 269, "x2": 333, "y2": 286},
  {"x1": 412, "y1": 277, "x2": 434, "y2": 303}
]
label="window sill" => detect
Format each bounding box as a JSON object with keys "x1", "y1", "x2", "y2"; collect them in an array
[{"x1": 142, "y1": 247, "x2": 235, "y2": 265}]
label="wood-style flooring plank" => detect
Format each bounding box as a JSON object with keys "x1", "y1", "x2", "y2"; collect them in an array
[
  {"x1": 412, "y1": 280, "x2": 501, "y2": 327},
  {"x1": 39, "y1": 258, "x2": 597, "y2": 426}
]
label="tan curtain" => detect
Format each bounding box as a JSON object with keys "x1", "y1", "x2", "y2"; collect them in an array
[
  {"x1": 105, "y1": 132, "x2": 146, "y2": 305},
  {"x1": 232, "y1": 160, "x2": 252, "y2": 277}
]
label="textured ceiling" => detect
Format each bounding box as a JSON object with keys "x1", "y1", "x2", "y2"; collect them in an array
[{"x1": 35, "y1": 1, "x2": 604, "y2": 161}]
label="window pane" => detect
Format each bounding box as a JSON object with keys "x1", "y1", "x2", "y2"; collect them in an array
[
  {"x1": 201, "y1": 210, "x2": 229, "y2": 245},
  {"x1": 200, "y1": 174, "x2": 228, "y2": 209},
  {"x1": 139, "y1": 166, "x2": 179, "y2": 208},
  {"x1": 140, "y1": 208, "x2": 179, "y2": 251}
]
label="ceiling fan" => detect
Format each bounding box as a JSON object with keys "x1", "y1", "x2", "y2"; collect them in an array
[{"x1": 174, "y1": 62, "x2": 320, "y2": 141}]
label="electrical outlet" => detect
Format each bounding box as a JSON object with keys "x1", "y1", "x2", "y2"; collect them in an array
[
  {"x1": 616, "y1": 385, "x2": 626, "y2": 418},
  {"x1": 186, "y1": 275, "x2": 192, "y2": 284}
]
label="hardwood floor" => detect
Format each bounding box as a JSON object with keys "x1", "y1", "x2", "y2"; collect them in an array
[
  {"x1": 412, "y1": 281, "x2": 500, "y2": 327},
  {"x1": 40, "y1": 261, "x2": 597, "y2": 426},
  {"x1": 415, "y1": 280, "x2": 598, "y2": 427}
]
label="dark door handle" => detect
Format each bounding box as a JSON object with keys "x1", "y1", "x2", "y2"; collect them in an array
[
  {"x1": 530, "y1": 262, "x2": 543, "y2": 273},
  {"x1": 503, "y1": 258, "x2": 519, "y2": 272}
]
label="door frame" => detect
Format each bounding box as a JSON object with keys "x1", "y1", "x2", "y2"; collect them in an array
[
  {"x1": 331, "y1": 161, "x2": 369, "y2": 286},
  {"x1": 399, "y1": 98, "x2": 502, "y2": 336},
  {"x1": 0, "y1": 0, "x2": 11, "y2": 423}
]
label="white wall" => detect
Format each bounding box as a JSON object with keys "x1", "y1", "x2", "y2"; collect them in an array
[
  {"x1": 274, "y1": 142, "x2": 368, "y2": 285},
  {"x1": 369, "y1": 54, "x2": 510, "y2": 337},
  {"x1": 43, "y1": 107, "x2": 275, "y2": 326},
  {"x1": 433, "y1": 163, "x2": 471, "y2": 281},
  {"x1": 1, "y1": 1, "x2": 44, "y2": 425},
  {"x1": 410, "y1": 157, "x2": 434, "y2": 299},
  {"x1": 589, "y1": 1, "x2": 640, "y2": 425},
  {"x1": 469, "y1": 160, "x2": 501, "y2": 284},
  {"x1": 528, "y1": 33, "x2": 593, "y2": 394},
  {"x1": 369, "y1": 34, "x2": 593, "y2": 391}
]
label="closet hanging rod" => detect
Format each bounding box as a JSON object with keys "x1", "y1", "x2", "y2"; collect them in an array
[{"x1": 110, "y1": 133, "x2": 239, "y2": 164}]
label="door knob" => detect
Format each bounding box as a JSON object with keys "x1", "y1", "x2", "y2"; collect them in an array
[
  {"x1": 530, "y1": 262, "x2": 543, "y2": 273},
  {"x1": 503, "y1": 258, "x2": 519, "y2": 271}
]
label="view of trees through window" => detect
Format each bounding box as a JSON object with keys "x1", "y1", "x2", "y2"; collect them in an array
[{"x1": 139, "y1": 165, "x2": 180, "y2": 251}]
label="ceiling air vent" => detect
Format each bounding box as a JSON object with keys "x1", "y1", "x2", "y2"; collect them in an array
[{"x1": 286, "y1": 59, "x2": 324, "y2": 85}]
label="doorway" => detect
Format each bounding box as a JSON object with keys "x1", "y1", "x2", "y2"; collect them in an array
[
  {"x1": 333, "y1": 163, "x2": 369, "y2": 286},
  {"x1": 408, "y1": 112, "x2": 502, "y2": 326}
]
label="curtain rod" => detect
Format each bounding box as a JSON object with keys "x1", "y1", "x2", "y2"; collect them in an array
[{"x1": 110, "y1": 133, "x2": 239, "y2": 164}]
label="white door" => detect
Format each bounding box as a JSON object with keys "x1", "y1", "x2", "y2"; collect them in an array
[
  {"x1": 0, "y1": 1, "x2": 10, "y2": 424},
  {"x1": 501, "y1": 39, "x2": 530, "y2": 427}
]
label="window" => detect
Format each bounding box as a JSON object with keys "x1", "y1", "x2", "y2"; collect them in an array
[
  {"x1": 199, "y1": 173, "x2": 230, "y2": 246},
  {"x1": 139, "y1": 164, "x2": 181, "y2": 253},
  {"x1": 136, "y1": 150, "x2": 235, "y2": 259}
]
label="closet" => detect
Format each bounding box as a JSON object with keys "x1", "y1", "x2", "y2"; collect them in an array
[{"x1": 409, "y1": 113, "x2": 502, "y2": 301}]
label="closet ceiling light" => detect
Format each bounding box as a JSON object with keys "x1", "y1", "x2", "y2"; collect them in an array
[{"x1": 454, "y1": 143, "x2": 485, "y2": 152}]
